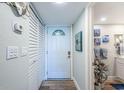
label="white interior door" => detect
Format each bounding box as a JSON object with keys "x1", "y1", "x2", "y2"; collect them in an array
[{"x1": 47, "y1": 26, "x2": 71, "y2": 79}]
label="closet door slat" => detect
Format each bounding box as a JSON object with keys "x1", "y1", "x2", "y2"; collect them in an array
[
  {"x1": 28, "y1": 8, "x2": 39, "y2": 90},
  {"x1": 28, "y1": 7, "x2": 45, "y2": 90}
]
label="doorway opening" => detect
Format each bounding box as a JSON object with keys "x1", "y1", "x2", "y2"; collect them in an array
[{"x1": 92, "y1": 3, "x2": 124, "y2": 90}]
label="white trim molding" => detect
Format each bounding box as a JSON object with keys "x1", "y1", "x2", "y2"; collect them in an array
[
  {"x1": 84, "y1": 2, "x2": 95, "y2": 90},
  {"x1": 72, "y1": 77, "x2": 80, "y2": 90},
  {"x1": 107, "y1": 76, "x2": 117, "y2": 80},
  {"x1": 107, "y1": 76, "x2": 124, "y2": 82},
  {"x1": 70, "y1": 25, "x2": 73, "y2": 79}
]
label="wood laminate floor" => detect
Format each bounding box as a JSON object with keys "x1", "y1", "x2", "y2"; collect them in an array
[
  {"x1": 103, "y1": 79, "x2": 123, "y2": 90},
  {"x1": 39, "y1": 80, "x2": 77, "y2": 90}
]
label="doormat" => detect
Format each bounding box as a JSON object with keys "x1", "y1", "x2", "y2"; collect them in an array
[{"x1": 111, "y1": 84, "x2": 124, "y2": 90}]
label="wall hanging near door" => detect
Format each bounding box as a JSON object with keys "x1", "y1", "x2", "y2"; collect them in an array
[{"x1": 75, "y1": 31, "x2": 82, "y2": 52}]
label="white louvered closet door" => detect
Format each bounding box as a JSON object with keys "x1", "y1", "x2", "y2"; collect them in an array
[{"x1": 28, "y1": 8, "x2": 40, "y2": 90}]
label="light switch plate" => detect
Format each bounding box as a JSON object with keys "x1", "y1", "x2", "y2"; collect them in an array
[{"x1": 6, "y1": 46, "x2": 18, "y2": 60}]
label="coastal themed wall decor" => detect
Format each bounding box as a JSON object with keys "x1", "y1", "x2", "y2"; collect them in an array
[
  {"x1": 94, "y1": 29, "x2": 101, "y2": 37},
  {"x1": 94, "y1": 38, "x2": 101, "y2": 46},
  {"x1": 102, "y1": 35, "x2": 109, "y2": 43},
  {"x1": 75, "y1": 31, "x2": 82, "y2": 52}
]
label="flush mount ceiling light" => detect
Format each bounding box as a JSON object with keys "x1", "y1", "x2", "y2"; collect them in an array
[
  {"x1": 100, "y1": 17, "x2": 107, "y2": 22},
  {"x1": 55, "y1": 0, "x2": 65, "y2": 4}
]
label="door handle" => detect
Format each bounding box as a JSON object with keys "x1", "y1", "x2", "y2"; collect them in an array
[
  {"x1": 68, "y1": 51, "x2": 71, "y2": 55},
  {"x1": 68, "y1": 51, "x2": 71, "y2": 58}
]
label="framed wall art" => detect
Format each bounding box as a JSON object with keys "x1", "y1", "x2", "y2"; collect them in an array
[
  {"x1": 75, "y1": 31, "x2": 82, "y2": 52},
  {"x1": 102, "y1": 35, "x2": 109, "y2": 43},
  {"x1": 94, "y1": 38, "x2": 101, "y2": 46},
  {"x1": 94, "y1": 29, "x2": 101, "y2": 37}
]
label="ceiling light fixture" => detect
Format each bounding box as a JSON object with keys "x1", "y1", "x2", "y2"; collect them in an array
[
  {"x1": 100, "y1": 17, "x2": 107, "y2": 22},
  {"x1": 55, "y1": 0, "x2": 65, "y2": 4}
]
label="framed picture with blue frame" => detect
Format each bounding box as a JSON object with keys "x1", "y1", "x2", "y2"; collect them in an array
[
  {"x1": 102, "y1": 35, "x2": 109, "y2": 43},
  {"x1": 75, "y1": 31, "x2": 82, "y2": 52}
]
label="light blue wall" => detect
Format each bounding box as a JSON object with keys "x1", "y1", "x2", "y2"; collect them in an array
[
  {"x1": 72, "y1": 9, "x2": 86, "y2": 89},
  {"x1": 0, "y1": 3, "x2": 45, "y2": 89},
  {"x1": 0, "y1": 3, "x2": 29, "y2": 89}
]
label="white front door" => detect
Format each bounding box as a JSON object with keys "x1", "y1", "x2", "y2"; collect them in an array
[{"x1": 47, "y1": 26, "x2": 71, "y2": 79}]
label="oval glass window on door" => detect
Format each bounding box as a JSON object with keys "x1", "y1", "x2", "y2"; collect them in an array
[{"x1": 52, "y1": 29, "x2": 65, "y2": 36}]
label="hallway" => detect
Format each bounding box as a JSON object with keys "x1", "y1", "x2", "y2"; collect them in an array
[
  {"x1": 39, "y1": 80, "x2": 77, "y2": 90},
  {"x1": 1, "y1": 1, "x2": 124, "y2": 91},
  {"x1": 0, "y1": 2, "x2": 90, "y2": 90}
]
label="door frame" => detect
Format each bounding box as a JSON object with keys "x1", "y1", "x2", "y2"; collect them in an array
[
  {"x1": 45, "y1": 25, "x2": 73, "y2": 80},
  {"x1": 85, "y1": 3, "x2": 96, "y2": 89}
]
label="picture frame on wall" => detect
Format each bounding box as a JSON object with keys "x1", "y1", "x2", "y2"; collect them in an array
[
  {"x1": 94, "y1": 29, "x2": 101, "y2": 37},
  {"x1": 75, "y1": 31, "x2": 82, "y2": 52},
  {"x1": 102, "y1": 35, "x2": 109, "y2": 43},
  {"x1": 94, "y1": 38, "x2": 101, "y2": 46}
]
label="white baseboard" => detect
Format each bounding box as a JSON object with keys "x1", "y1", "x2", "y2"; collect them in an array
[
  {"x1": 72, "y1": 77, "x2": 80, "y2": 90},
  {"x1": 0, "y1": 86, "x2": 5, "y2": 90},
  {"x1": 107, "y1": 76, "x2": 124, "y2": 83},
  {"x1": 39, "y1": 76, "x2": 46, "y2": 89},
  {"x1": 107, "y1": 76, "x2": 117, "y2": 80}
]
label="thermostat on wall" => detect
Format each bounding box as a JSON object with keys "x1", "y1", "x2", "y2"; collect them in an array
[
  {"x1": 12, "y1": 22, "x2": 23, "y2": 33},
  {"x1": 14, "y1": 23, "x2": 23, "y2": 32}
]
